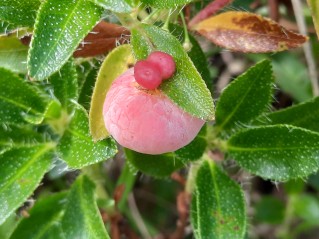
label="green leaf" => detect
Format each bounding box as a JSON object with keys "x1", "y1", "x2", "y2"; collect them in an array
[
  {"x1": 76, "y1": 60, "x2": 96, "y2": 92},
  {"x1": 28, "y1": 0, "x2": 103, "y2": 80},
  {"x1": 49, "y1": 59, "x2": 78, "y2": 113},
  {"x1": 0, "y1": 32, "x2": 28, "y2": 74},
  {"x1": 284, "y1": 178, "x2": 305, "y2": 194},
  {"x1": 0, "y1": 0, "x2": 40, "y2": 27},
  {"x1": 131, "y1": 25, "x2": 214, "y2": 120},
  {"x1": 90, "y1": 0, "x2": 132, "y2": 13},
  {"x1": 141, "y1": 0, "x2": 194, "y2": 8},
  {"x1": 174, "y1": 124, "x2": 207, "y2": 161},
  {"x1": 0, "y1": 124, "x2": 47, "y2": 155},
  {"x1": 90, "y1": 44, "x2": 135, "y2": 141},
  {"x1": 292, "y1": 194, "x2": 319, "y2": 225},
  {"x1": 256, "y1": 96, "x2": 319, "y2": 133},
  {"x1": 191, "y1": 160, "x2": 246, "y2": 239},
  {"x1": 0, "y1": 67, "x2": 59, "y2": 125},
  {"x1": 0, "y1": 144, "x2": 55, "y2": 225},
  {"x1": 227, "y1": 125, "x2": 319, "y2": 181},
  {"x1": 10, "y1": 193, "x2": 67, "y2": 239},
  {"x1": 77, "y1": 60, "x2": 100, "y2": 110},
  {"x1": 125, "y1": 125, "x2": 207, "y2": 177},
  {"x1": 272, "y1": 53, "x2": 312, "y2": 102},
  {"x1": 308, "y1": 172, "x2": 319, "y2": 191},
  {"x1": 215, "y1": 60, "x2": 273, "y2": 133},
  {"x1": 116, "y1": 162, "x2": 136, "y2": 211},
  {"x1": 62, "y1": 175, "x2": 110, "y2": 239},
  {"x1": 0, "y1": 213, "x2": 19, "y2": 239},
  {"x1": 11, "y1": 176, "x2": 111, "y2": 238},
  {"x1": 125, "y1": 149, "x2": 185, "y2": 178},
  {"x1": 0, "y1": 21, "x2": 17, "y2": 35},
  {"x1": 169, "y1": 24, "x2": 212, "y2": 92},
  {"x1": 58, "y1": 106, "x2": 117, "y2": 168},
  {"x1": 254, "y1": 196, "x2": 285, "y2": 224}
]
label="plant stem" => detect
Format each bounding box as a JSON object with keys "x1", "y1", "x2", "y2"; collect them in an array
[
  {"x1": 142, "y1": 9, "x2": 161, "y2": 24},
  {"x1": 115, "y1": 13, "x2": 140, "y2": 29},
  {"x1": 278, "y1": 194, "x2": 296, "y2": 239},
  {"x1": 180, "y1": 11, "x2": 192, "y2": 51},
  {"x1": 116, "y1": 162, "x2": 136, "y2": 212},
  {"x1": 82, "y1": 163, "x2": 110, "y2": 200},
  {"x1": 162, "y1": 9, "x2": 171, "y2": 31},
  {"x1": 291, "y1": 0, "x2": 319, "y2": 96}
]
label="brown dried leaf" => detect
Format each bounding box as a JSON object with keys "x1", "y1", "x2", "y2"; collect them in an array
[
  {"x1": 194, "y1": 11, "x2": 307, "y2": 53},
  {"x1": 74, "y1": 21, "x2": 130, "y2": 57},
  {"x1": 20, "y1": 21, "x2": 131, "y2": 58}
]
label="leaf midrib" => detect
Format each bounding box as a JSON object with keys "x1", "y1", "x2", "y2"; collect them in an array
[
  {"x1": 34, "y1": 210, "x2": 65, "y2": 239},
  {"x1": 0, "y1": 144, "x2": 53, "y2": 195},
  {"x1": 30, "y1": 0, "x2": 83, "y2": 78},
  {"x1": 209, "y1": 163, "x2": 223, "y2": 237},
  {"x1": 67, "y1": 127, "x2": 91, "y2": 143},
  {"x1": 217, "y1": 63, "x2": 267, "y2": 130},
  {"x1": 0, "y1": 94, "x2": 42, "y2": 115}
]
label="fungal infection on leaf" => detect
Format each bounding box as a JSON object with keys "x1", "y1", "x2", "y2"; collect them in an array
[{"x1": 103, "y1": 68, "x2": 205, "y2": 154}]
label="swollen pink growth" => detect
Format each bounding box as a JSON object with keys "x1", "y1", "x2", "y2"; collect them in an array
[
  {"x1": 103, "y1": 68, "x2": 205, "y2": 155},
  {"x1": 147, "y1": 51, "x2": 176, "y2": 80},
  {"x1": 134, "y1": 60, "x2": 162, "y2": 90}
]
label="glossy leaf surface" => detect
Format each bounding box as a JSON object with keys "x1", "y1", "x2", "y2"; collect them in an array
[
  {"x1": 77, "y1": 60, "x2": 101, "y2": 110},
  {"x1": 49, "y1": 59, "x2": 78, "y2": 113},
  {"x1": 257, "y1": 97, "x2": 319, "y2": 133},
  {"x1": 61, "y1": 176, "x2": 110, "y2": 239},
  {"x1": 90, "y1": 44, "x2": 135, "y2": 141},
  {"x1": 0, "y1": 32, "x2": 28, "y2": 74},
  {"x1": 215, "y1": 60, "x2": 273, "y2": 133},
  {"x1": 0, "y1": 68, "x2": 56, "y2": 125},
  {"x1": 28, "y1": 0, "x2": 103, "y2": 80},
  {"x1": 58, "y1": 106, "x2": 117, "y2": 168},
  {"x1": 0, "y1": 144, "x2": 54, "y2": 225},
  {"x1": 0, "y1": 0, "x2": 40, "y2": 27},
  {"x1": 141, "y1": 0, "x2": 193, "y2": 8},
  {"x1": 131, "y1": 25, "x2": 214, "y2": 120},
  {"x1": 0, "y1": 124, "x2": 46, "y2": 155},
  {"x1": 10, "y1": 193, "x2": 67, "y2": 239},
  {"x1": 191, "y1": 160, "x2": 246, "y2": 239},
  {"x1": 169, "y1": 24, "x2": 212, "y2": 92},
  {"x1": 194, "y1": 11, "x2": 307, "y2": 53},
  {"x1": 90, "y1": 0, "x2": 132, "y2": 13},
  {"x1": 227, "y1": 125, "x2": 319, "y2": 181},
  {"x1": 12, "y1": 176, "x2": 110, "y2": 238}
]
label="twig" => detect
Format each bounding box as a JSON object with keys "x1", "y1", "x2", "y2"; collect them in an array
[
  {"x1": 291, "y1": 0, "x2": 319, "y2": 96},
  {"x1": 168, "y1": 192, "x2": 190, "y2": 239},
  {"x1": 128, "y1": 193, "x2": 152, "y2": 239},
  {"x1": 171, "y1": 172, "x2": 186, "y2": 186},
  {"x1": 268, "y1": 0, "x2": 280, "y2": 21}
]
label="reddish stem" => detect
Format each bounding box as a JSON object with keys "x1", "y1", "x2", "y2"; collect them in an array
[
  {"x1": 268, "y1": 0, "x2": 280, "y2": 21},
  {"x1": 169, "y1": 192, "x2": 190, "y2": 239},
  {"x1": 188, "y1": 0, "x2": 233, "y2": 28}
]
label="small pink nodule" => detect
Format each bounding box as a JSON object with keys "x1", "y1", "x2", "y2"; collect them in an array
[
  {"x1": 147, "y1": 51, "x2": 176, "y2": 80},
  {"x1": 103, "y1": 68, "x2": 205, "y2": 155}
]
